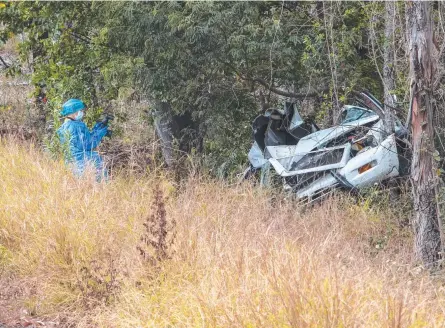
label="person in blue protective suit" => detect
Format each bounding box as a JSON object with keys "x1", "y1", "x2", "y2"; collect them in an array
[{"x1": 57, "y1": 98, "x2": 111, "y2": 181}]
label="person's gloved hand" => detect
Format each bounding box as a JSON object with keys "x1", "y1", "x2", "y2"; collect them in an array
[
  {"x1": 100, "y1": 113, "x2": 115, "y2": 126},
  {"x1": 105, "y1": 129, "x2": 113, "y2": 138}
]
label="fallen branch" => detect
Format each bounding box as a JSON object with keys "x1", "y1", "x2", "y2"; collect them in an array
[
  {"x1": 0, "y1": 81, "x2": 30, "y2": 86},
  {"x1": 0, "y1": 55, "x2": 9, "y2": 68}
]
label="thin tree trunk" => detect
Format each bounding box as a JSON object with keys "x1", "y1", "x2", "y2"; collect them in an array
[
  {"x1": 383, "y1": 1, "x2": 396, "y2": 135},
  {"x1": 322, "y1": 1, "x2": 340, "y2": 125},
  {"x1": 153, "y1": 102, "x2": 176, "y2": 168},
  {"x1": 407, "y1": 1, "x2": 441, "y2": 267}
]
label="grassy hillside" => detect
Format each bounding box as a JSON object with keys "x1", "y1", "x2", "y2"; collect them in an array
[{"x1": 0, "y1": 139, "x2": 444, "y2": 327}]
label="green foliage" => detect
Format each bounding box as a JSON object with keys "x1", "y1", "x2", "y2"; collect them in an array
[{"x1": 0, "y1": 1, "x2": 404, "y2": 175}]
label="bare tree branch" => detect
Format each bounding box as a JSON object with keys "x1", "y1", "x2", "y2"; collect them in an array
[
  {"x1": 222, "y1": 60, "x2": 327, "y2": 99},
  {"x1": 252, "y1": 77, "x2": 327, "y2": 99}
]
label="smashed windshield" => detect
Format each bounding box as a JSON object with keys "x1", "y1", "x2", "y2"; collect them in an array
[{"x1": 340, "y1": 106, "x2": 375, "y2": 124}]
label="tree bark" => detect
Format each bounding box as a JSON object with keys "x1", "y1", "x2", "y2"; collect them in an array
[
  {"x1": 383, "y1": 1, "x2": 396, "y2": 135},
  {"x1": 153, "y1": 102, "x2": 176, "y2": 168},
  {"x1": 407, "y1": 1, "x2": 441, "y2": 267}
]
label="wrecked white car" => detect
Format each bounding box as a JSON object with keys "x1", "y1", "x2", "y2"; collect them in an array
[{"x1": 245, "y1": 91, "x2": 410, "y2": 201}]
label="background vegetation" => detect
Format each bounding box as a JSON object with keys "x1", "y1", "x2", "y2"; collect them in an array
[{"x1": 3, "y1": 1, "x2": 438, "y2": 175}]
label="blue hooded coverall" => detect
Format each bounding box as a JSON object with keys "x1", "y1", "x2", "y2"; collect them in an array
[{"x1": 57, "y1": 100, "x2": 109, "y2": 180}]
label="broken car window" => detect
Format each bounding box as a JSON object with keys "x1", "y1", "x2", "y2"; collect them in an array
[{"x1": 340, "y1": 106, "x2": 375, "y2": 124}]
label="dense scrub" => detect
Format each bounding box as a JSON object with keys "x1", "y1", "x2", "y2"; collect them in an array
[{"x1": 1, "y1": 139, "x2": 444, "y2": 327}]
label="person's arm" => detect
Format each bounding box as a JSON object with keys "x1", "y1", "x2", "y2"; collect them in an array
[
  {"x1": 74, "y1": 122, "x2": 108, "y2": 151},
  {"x1": 90, "y1": 122, "x2": 109, "y2": 146}
]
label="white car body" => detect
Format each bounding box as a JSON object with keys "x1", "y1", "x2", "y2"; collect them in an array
[{"x1": 248, "y1": 95, "x2": 408, "y2": 200}]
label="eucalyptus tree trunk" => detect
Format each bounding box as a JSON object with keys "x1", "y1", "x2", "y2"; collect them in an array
[
  {"x1": 153, "y1": 102, "x2": 176, "y2": 168},
  {"x1": 407, "y1": 1, "x2": 441, "y2": 267},
  {"x1": 383, "y1": 1, "x2": 396, "y2": 135}
]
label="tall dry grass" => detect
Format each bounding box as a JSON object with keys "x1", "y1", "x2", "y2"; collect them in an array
[{"x1": 1, "y1": 139, "x2": 445, "y2": 327}]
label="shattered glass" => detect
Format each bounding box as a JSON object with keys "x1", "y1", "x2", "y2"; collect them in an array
[
  {"x1": 290, "y1": 148, "x2": 345, "y2": 171},
  {"x1": 340, "y1": 106, "x2": 375, "y2": 124}
]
